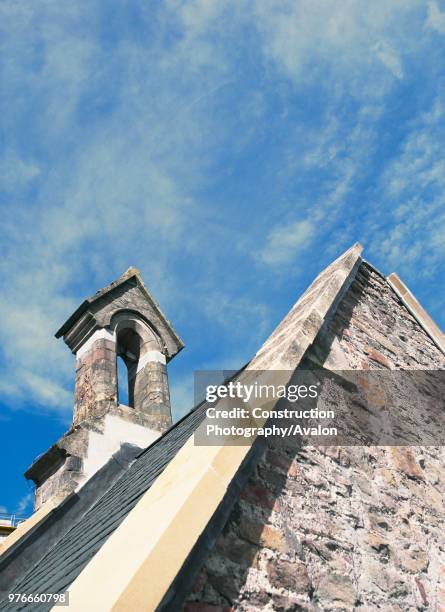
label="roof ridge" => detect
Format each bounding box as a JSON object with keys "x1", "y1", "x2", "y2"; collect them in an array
[{"x1": 387, "y1": 272, "x2": 445, "y2": 356}]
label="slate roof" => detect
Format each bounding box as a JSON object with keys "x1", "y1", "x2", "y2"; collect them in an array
[{"x1": 0, "y1": 402, "x2": 208, "y2": 612}]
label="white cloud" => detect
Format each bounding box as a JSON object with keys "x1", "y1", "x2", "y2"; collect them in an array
[
  {"x1": 366, "y1": 97, "x2": 445, "y2": 277},
  {"x1": 250, "y1": 0, "x2": 420, "y2": 95},
  {"x1": 281, "y1": 103, "x2": 383, "y2": 242},
  {"x1": 170, "y1": 0, "x2": 225, "y2": 35},
  {"x1": 0, "y1": 151, "x2": 40, "y2": 191},
  {"x1": 260, "y1": 220, "x2": 314, "y2": 266},
  {"x1": 426, "y1": 1, "x2": 445, "y2": 33},
  {"x1": 374, "y1": 41, "x2": 403, "y2": 79},
  {"x1": 16, "y1": 492, "x2": 33, "y2": 516},
  {"x1": 203, "y1": 293, "x2": 269, "y2": 333}
]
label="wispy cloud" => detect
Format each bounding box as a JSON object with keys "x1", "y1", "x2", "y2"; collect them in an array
[
  {"x1": 367, "y1": 97, "x2": 445, "y2": 276},
  {"x1": 374, "y1": 41, "x2": 403, "y2": 79},
  {"x1": 16, "y1": 492, "x2": 33, "y2": 516},
  {"x1": 0, "y1": 151, "x2": 40, "y2": 191},
  {"x1": 426, "y1": 1, "x2": 445, "y2": 33},
  {"x1": 251, "y1": 0, "x2": 421, "y2": 94},
  {"x1": 260, "y1": 220, "x2": 315, "y2": 266},
  {"x1": 1, "y1": 0, "x2": 444, "y2": 422}
]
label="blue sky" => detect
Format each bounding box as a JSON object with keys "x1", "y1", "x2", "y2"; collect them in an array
[{"x1": 1, "y1": 0, "x2": 445, "y2": 516}]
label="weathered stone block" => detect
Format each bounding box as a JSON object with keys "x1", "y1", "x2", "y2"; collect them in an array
[
  {"x1": 317, "y1": 573, "x2": 356, "y2": 608},
  {"x1": 240, "y1": 484, "x2": 277, "y2": 511},
  {"x1": 238, "y1": 518, "x2": 287, "y2": 553},
  {"x1": 390, "y1": 448, "x2": 424, "y2": 480},
  {"x1": 266, "y1": 558, "x2": 311, "y2": 594}
]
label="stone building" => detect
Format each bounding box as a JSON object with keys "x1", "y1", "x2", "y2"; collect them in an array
[{"x1": 0, "y1": 243, "x2": 444, "y2": 611}]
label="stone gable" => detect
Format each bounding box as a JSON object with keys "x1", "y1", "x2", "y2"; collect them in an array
[{"x1": 184, "y1": 263, "x2": 445, "y2": 611}]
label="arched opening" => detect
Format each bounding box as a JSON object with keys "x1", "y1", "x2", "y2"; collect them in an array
[
  {"x1": 116, "y1": 355, "x2": 130, "y2": 407},
  {"x1": 116, "y1": 327, "x2": 142, "y2": 408},
  {"x1": 111, "y1": 311, "x2": 165, "y2": 412}
]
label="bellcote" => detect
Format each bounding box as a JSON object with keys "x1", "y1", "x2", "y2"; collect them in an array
[
  {"x1": 55, "y1": 267, "x2": 183, "y2": 359},
  {"x1": 26, "y1": 268, "x2": 184, "y2": 511},
  {"x1": 56, "y1": 267, "x2": 183, "y2": 429}
]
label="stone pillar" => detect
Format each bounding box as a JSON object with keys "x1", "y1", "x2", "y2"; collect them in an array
[
  {"x1": 132, "y1": 350, "x2": 172, "y2": 432},
  {"x1": 74, "y1": 329, "x2": 117, "y2": 425}
]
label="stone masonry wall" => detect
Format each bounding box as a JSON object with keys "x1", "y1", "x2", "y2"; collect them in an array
[
  {"x1": 183, "y1": 263, "x2": 445, "y2": 611},
  {"x1": 133, "y1": 360, "x2": 172, "y2": 432},
  {"x1": 74, "y1": 336, "x2": 117, "y2": 426}
]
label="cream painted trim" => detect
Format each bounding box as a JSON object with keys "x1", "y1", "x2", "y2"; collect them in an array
[
  {"x1": 137, "y1": 351, "x2": 166, "y2": 371},
  {"x1": 64, "y1": 243, "x2": 363, "y2": 612},
  {"x1": 387, "y1": 273, "x2": 445, "y2": 355},
  {"x1": 128, "y1": 351, "x2": 166, "y2": 380},
  {"x1": 0, "y1": 497, "x2": 61, "y2": 558},
  {"x1": 65, "y1": 437, "x2": 253, "y2": 611},
  {"x1": 76, "y1": 328, "x2": 116, "y2": 359}
]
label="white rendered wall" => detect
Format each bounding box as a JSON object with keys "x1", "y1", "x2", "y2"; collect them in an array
[{"x1": 78, "y1": 413, "x2": 160, "y2": 490}]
